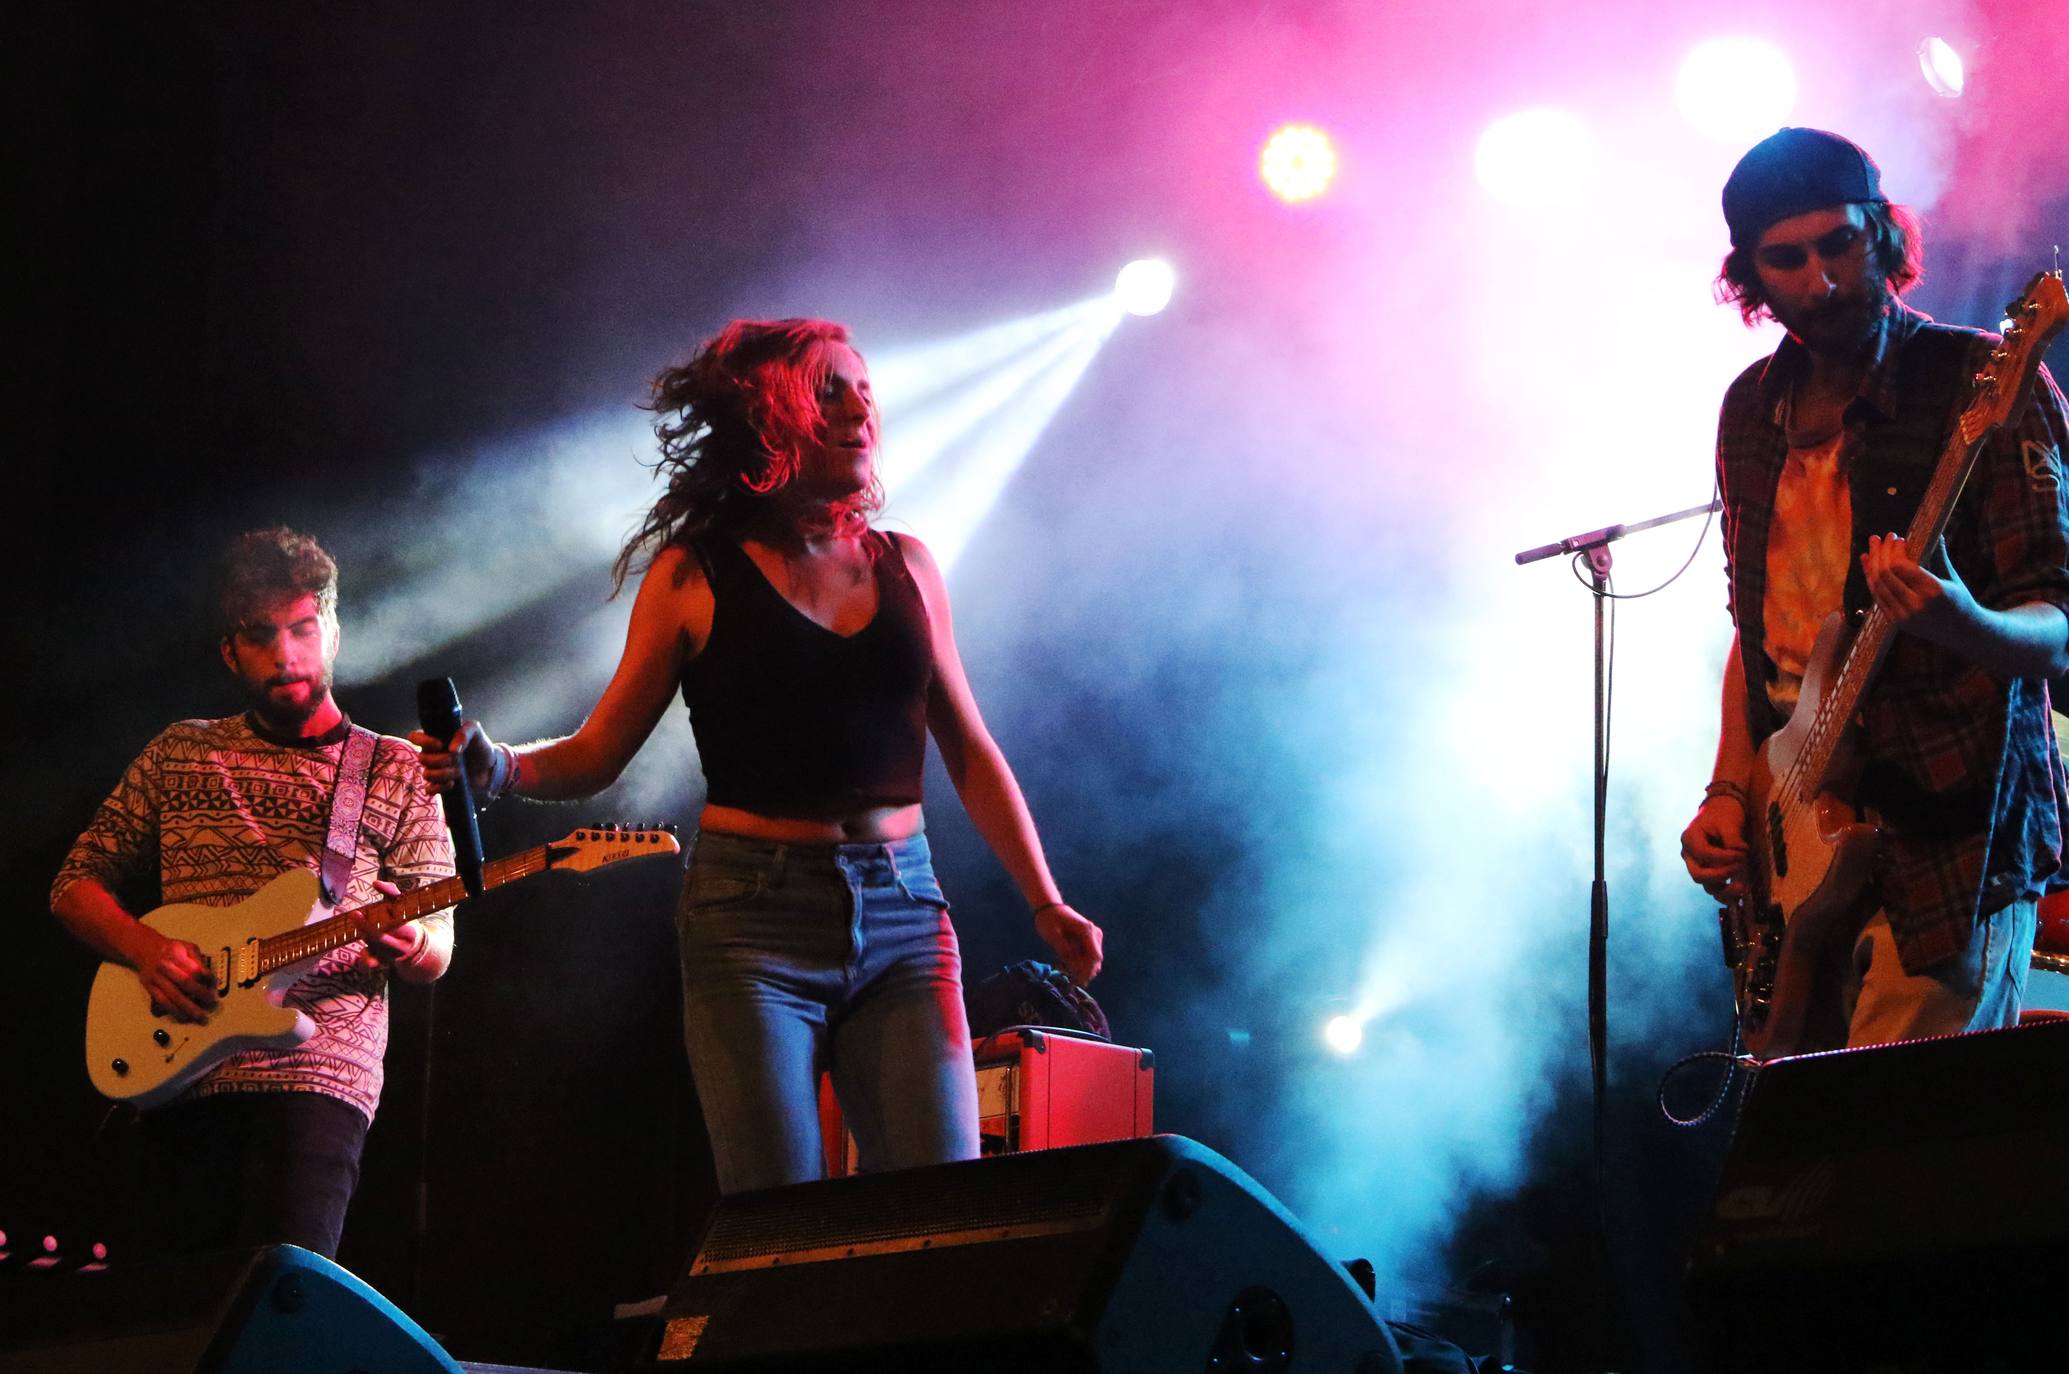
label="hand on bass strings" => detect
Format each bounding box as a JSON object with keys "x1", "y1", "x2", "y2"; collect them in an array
[
  {"x1": 1036, "y1": 903, "x2": 1104, "y2": 985},
  {"x1": 1680, "y1": 794, "x2": 1749, "y2": 900},
  {"x1": 409, "y1": 718, "x2": 497, "y2": 795},
  {"x1": 1862, "y1": 532, "x2": 1978, "y2": 644}
]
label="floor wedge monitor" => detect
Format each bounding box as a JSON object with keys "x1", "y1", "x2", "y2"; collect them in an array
[
  {"x1": 0, "y1": 1243, "x2": 462, "y2": 1374},
  {"x1": 1688, "y1": 1018, "x2": 2069, "y2": 1370},
  {"x1": 652, "y1": 1133, "x2": 1403, "y2": 1373}
]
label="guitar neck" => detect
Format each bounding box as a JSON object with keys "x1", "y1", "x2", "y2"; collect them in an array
[
  {"x1": 255, "y1": 845, "x2": 552, "y2": 975},
  {"x1": 1789, "y1": 421, "x2": 1993, "y2": 802}
]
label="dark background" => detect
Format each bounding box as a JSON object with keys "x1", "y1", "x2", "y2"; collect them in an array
[{"x1": 9, "y1": 3, "x2": 2067, "y2": 1369}]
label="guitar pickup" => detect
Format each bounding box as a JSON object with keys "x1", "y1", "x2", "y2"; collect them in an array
[{"x1": 232, "y1": 940, "x2": 262, "y2": 989}]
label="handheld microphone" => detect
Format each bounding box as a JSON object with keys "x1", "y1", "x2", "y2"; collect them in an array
[{"x1": 417, "y1": 677, "x2": 485, "y2": 899}]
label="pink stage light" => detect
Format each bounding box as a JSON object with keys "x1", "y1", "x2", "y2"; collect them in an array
[
  {"x1": 1260, "y1": 124, "x2": 1338, "y2": 203},
  {"x1": 1474, "y1": 108, "x2": 1594, "y2": 206},
  {"x1": 1675, "y1": 38, "x2": 1796, "y2": 142},
  {"x1": 1918, "y1": 37, "x2": 1965, "y2": 98}
]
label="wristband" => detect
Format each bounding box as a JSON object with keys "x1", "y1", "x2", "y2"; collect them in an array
[
  {"x1": 480, "y1": 742, "x2": 519, "y2": 807},
  {"x1": 1703, "y1": 779, "x2": 1750, "y2": 808},
  {"x1": 1032, "y1": 900, "x2": 1068, "y2": 918}
]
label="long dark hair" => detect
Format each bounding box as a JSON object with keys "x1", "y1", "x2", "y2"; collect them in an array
[
  {"x1": 612, "y1": 318, "x2": 883, "y2": 592},
  {"x1": 1715, "y1": 201, "x2": 1924, "y2": 326}
]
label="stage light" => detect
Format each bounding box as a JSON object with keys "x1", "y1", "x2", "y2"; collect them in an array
[
  {"x1": 1918, "y1": 37, "x2": 1965, "y2": 98},
  {"x1": 1114, "y1": 258, "x2": 1176, "y2": 317},
  {"x1": 1473, "y1": 108, "x2": 1594, "y2": 206},
  {"x1": 1260, "y1": 123, "x2": 1338, "y2": 203},
  {"x1": 1675, "y1": 38, "x2": 1796, "y2": 142},
  {"x1": 1323, "y1": 1014, "x2": 1364, "y2": 1057}
]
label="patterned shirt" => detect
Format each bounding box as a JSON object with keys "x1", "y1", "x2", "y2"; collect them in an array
[
  {"x1": 52, "y1": 714, "x2": 456, "y2": 1122},
  {"x1": 1716, "y1": 299, "x2": 2069, "y2": 973}
]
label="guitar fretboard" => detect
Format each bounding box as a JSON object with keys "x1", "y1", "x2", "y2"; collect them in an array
[{"x1": 256, "y1": 846, "x2": 552, "y2": 975}]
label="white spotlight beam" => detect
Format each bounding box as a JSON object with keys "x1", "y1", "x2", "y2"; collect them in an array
[
  {"x1": 870, "y1": 299, "x2": 1115, "y2": 414},
  {"x1": 336, "y1": 411, "x2": 655, "y2": 686},
  {"x1": 877, "y1": 297, "x2": 1119, "y2": 496},
  {"x1": 885, "y1": 306, "x2": 1123, "y2": 572}
]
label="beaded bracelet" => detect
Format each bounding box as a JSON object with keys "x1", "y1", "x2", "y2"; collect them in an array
[{"x1": 1703, "y1": 778, "x2": 1750, "y2": 808}]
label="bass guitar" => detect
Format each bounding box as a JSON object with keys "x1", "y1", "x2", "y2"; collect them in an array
[
  {"x1": 1722, "y1": 270, "x2": 2068, "y2": 1057},
  {"x1": 85, "y1": 823, "x2": 680, "y2": 1106}
]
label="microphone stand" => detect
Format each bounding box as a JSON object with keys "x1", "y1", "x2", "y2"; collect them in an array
[{"x1": 1514, "y1": 496, "x2": 1719, "y2": 1357}]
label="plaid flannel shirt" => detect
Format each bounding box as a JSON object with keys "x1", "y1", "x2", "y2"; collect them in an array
[{"x1": 1717, "y1": 299, "x2": 2069, "y2": 973}]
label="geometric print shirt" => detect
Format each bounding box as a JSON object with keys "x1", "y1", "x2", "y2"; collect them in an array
[{"x1": 52, "y1": 714, "x2": 456, "y2": 1123}]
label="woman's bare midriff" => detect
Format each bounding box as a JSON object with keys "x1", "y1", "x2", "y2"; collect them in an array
[{"x1": 698, "y1": 801, "x2": 924, "y2": 845}]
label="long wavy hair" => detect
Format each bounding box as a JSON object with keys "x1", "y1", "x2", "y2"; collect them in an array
[
  {"x1": 1715, "y1": 200, "x2": 1924, "y2": 326},
  {"x1": 612, "y1": 318, "x2": 883, "y2": 592}
]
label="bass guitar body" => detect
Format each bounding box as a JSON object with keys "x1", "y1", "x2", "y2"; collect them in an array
[
  {"x1": 1725, "y1": 610, "x2": 1881, "y2": 1059},
  {"x1": 84, "y1": 868, "x2": 327, "y2": 1108}
]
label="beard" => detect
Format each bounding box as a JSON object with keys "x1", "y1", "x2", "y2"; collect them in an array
[
  {"x1": 247, "y1": 663, "x2": 334, "y2": 730},
  {"x1": 1774, "y1": 274, "x2": 1891, "y2": 359}
]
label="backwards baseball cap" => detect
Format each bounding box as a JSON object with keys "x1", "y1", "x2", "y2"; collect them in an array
[{"x1": 1723, "y1": 127, "x2": 1884, "y2": 247}]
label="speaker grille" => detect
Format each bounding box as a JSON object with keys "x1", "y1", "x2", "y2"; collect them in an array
[{"x1": 695, "y1": 1144, "x2": 1148, "y2": 1271}]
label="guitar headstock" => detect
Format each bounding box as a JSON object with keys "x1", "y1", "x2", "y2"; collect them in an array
[
  {"x1": 544, "y1": 823, "x2": 682, "y2": 873},
  {"x1": 1965, "y1": 269, "x2": 2068, "y2": 440}
]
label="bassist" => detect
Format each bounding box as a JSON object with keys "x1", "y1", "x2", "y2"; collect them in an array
[
  {"x1": 49, "y1": 527, "x2": 456, "y2": 1258},
  {"x1": 1680, "y1": 128, "x2": 2069, "y2": 1052}
]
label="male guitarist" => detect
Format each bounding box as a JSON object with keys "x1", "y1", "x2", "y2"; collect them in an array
[
  {"x1": 1680, "y1": 128, "x2": 2069, "y2": 1052},
  {"x1": 50, "y1": 527, "x2": 456, "y2": 1258}
]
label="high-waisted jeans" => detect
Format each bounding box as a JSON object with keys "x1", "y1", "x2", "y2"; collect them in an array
[{"x1": 677, "y1": 829, "x2": 980, "y2": 1194}]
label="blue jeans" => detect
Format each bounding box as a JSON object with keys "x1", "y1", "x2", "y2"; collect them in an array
[{"x1": 677, "y1": 830, "x2": 980, "y2": 1194}]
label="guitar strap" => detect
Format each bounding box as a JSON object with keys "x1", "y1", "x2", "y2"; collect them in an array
[{"x1": 320, "y1": 724, "x2": 379, "y2": 906}]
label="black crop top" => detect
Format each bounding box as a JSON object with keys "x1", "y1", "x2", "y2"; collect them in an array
[{"x1": 681, "y1": 532, "x2": 934, "y2": 818}]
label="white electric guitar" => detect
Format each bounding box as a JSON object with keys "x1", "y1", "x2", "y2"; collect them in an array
[{"x1": 85, "y1": 824, "x2": 680, "y2": 1106}]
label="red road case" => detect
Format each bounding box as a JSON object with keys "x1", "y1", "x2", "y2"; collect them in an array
[{"x1": 819, "y1": 1028, "x2": 1153, "y2": 1177}]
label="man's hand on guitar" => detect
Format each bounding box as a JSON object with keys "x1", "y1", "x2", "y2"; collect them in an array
[
  {"x1": 137, "y1": 931, "x2": 219, "y2": 1023},
  {"x1": 1681, "y1": 795, "x2": 1749, "y2": 899},
  {"x1": 353, "y1": 879, "x2": 424, "y2": 971},
  {"x1": 1862, "y1": 532, "x2": 1980, "y2": 647}
]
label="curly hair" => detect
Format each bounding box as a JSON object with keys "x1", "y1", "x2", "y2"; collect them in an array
[
  {"x1": 1715, "y1": 200, "x2": 1924, "y2": 326},
  {"x1": 216, "y1": 526, "x2": 338, "y2": 635},
  {"x1": 612, "y1": 318, "x2": 882, "y2": 593}
]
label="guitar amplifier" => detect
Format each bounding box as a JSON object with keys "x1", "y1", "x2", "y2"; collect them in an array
[{"x1": 819, "y1": 1029, "x2": 1153, "y2": 1177}]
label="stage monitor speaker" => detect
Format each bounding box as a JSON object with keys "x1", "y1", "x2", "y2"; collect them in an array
[
  {"x1": 1687, "y1": 1017, "x2": 2069, "y2": 1371},
  {"x1": 650, "y1": 1134, "x2": 1403, "y2": 1373},
  {"x1": 0, "y1": 1243, "x2": 462, "y2": 1374}
]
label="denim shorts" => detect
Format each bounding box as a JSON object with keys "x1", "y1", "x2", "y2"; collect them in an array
[{"x1": 677, "y1": 829, "x2": 980, "y2": 1193}]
